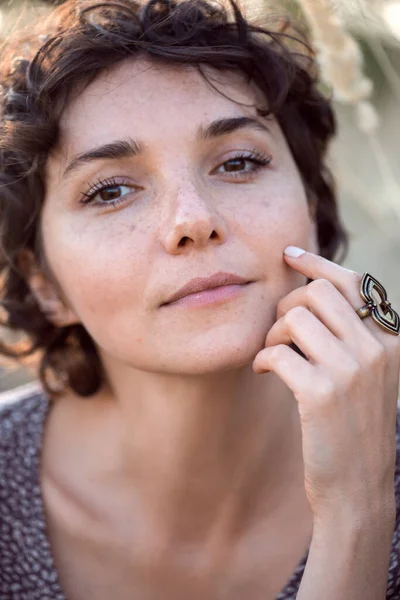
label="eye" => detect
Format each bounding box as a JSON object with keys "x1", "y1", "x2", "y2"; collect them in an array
[
  {"x1": 215, "y1": 150, "x2": 272, "y2": 178},
  {"x1": 80, "y1": 178, "x2": 136, "y2": 207}
]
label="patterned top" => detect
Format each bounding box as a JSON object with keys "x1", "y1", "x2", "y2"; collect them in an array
[{"x1": 1, "y1": 384, "x2": 400, "y2": 600}]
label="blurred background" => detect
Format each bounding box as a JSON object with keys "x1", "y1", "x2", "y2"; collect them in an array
[{"x1": 0, "y1": 0, "x2": 399, "y2": 392}]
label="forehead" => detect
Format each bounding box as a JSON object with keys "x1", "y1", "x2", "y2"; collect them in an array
[{"x1": 58, "y1": 58, "x2": 267, "y2": 151}]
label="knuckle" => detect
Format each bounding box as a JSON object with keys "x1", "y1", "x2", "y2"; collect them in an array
[
  {"x1": 394, "y1": 338, "x2": 400, "y2": 362},
  {"x1": 306, "y1": 278, "x2": 334, "y2": 300},
  {"x1": 276, "y1": 297, "x2": 288, "y2": 317},
  {"x1": 366, "y1": 341, "x2": 387, "y2": 368},
  {"x1": 348, "y1": 269, "x2": 362, "y2": 285},
  {"x1": 268, "y1": 344, "x2": 288, "y2": 363},
  {"x1": 392, "y1": 334, "x2": 400, "y2": 354},
  {"x1": 314, "y1": 377, "x2": 336, "y2": 403},
  {"x1": 284, "y1": 306, "x2": 308, "y2": 326},
  {"x1": 340, "y1": 356, "x2": 362, "y2": 381}
]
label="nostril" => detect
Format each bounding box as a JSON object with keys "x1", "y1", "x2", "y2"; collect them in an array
[
  {"x1": 178, "y1": 236, "x2": 190, "y2": 247},
  {"x1": 177, "y1": 231, "x2": 217, "y2": 247}
]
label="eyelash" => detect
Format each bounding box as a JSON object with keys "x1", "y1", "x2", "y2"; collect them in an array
[{"x1": 79, "y1": 150, "x2": 273, "y2": 208}]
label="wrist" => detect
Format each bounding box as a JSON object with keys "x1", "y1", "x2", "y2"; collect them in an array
[
  {"x1": 312, "y1": 492, "x2": 396, "y2": 532},
  {"x1": 296, "y1": 506, "x2": 395, "y2": 600},
  {"x1": 311, "y1": 503, "x2": 396, "y2": 565}
]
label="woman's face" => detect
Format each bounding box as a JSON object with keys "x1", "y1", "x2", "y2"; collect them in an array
[{"x1": 42, "y1": 58, "x2": 317, "y2": 375}]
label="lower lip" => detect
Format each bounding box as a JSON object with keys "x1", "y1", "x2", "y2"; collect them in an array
[{"x1": 165, "y1": 283, "x2": 251, "y2": 308}]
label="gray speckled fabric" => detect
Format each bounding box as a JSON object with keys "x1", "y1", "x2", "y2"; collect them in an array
[{"x1": 0, "y1": 385, "x2": 400, "y2": 599}]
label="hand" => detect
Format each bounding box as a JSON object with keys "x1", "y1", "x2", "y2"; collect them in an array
[{"x1": 253, "y1": 247, "x2": 400, "y2": 523}]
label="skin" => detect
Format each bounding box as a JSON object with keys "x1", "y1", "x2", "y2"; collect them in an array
[{"x1": 22, "y1": 58, "x2": 400, "y2": 599}]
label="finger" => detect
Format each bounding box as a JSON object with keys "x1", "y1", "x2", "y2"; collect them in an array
[
  {"x1": 277, "y1": 278, "x2": 378, "y2": 353},
  {"x1": 283, "y1": 247, "x2": 400, "y2": 345},
  {"x1": 253, "y1": 343, "x2": 320, "y2": 399},
  {"x1": 283, "y1": 247, "x2": 362, "y2": 308},
  {"x1": 265, "y1": 306, "x2": 351, "y2": 369}
]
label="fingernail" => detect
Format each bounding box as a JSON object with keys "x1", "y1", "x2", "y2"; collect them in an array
[{"x1": 284, "y1": 246, "x2": 306, "y2": 258}]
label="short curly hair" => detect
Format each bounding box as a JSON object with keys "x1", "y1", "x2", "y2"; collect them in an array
[{"x1": 0, "y1": 0, "x2": 348, "y2": 398}]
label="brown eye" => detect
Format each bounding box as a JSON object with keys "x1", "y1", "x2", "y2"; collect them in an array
[
  {"x1": 224, "y1": 158, "x2": 247, "y2": 172},
  {"x1": 214, "y1": 151, "x2": 272, "y2": 178},
  {"x1": 81, "y1": 181, "x2": 135, "y2": 206},
  {"x1": 99, "y1": 186, "x2": 124, "y2": 202}
]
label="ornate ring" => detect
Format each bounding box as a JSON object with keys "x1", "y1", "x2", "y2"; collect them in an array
[{"x1": 356, "y1": 273, "x2": 400, "y2": 336}]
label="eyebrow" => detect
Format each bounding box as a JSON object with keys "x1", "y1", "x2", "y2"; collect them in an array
[
  {"x1": 63, "y1": 139, "x2": 142, "y2": 179},
  {"x1": 62, "y1": 116, "x2": 272, "y2": 179}
]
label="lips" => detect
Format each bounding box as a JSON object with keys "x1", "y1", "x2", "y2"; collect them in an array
[{"x1": 162, "y1": 272, "x2": 251, "y2": 305}]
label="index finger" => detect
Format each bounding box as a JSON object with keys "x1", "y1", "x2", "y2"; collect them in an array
[
  {"x1": 283, "y1": 246, "x2": 362, "y2": 307},
  {"x1": 283, "y1": 246, "x2": 400, "y2": 341}
]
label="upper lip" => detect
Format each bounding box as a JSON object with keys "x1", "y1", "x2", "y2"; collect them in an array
[{"x1": 163, "y1": 272, "x2": 251, "y2": 305}]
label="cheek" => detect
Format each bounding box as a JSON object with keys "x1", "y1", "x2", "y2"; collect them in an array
[
  {"x1": 236, "y1": 181, "x2": 313, "y2": 257},
  {"x1": 42, "y1": 211, "x2": 149, "y2": 326},
  {"x1": 238, "y1": 183, "x2": 313, "y2": 293}
]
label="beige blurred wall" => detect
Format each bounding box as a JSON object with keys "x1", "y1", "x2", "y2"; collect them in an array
[{"x1": 331, "y1": 54, "x2": 400, "y2": 310}]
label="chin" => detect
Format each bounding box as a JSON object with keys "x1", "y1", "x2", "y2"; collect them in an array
[
  {"x1": 98, "y1": 311, "x2": 274, "y2": 375},
  {"x1": 152, "y1": 329, "x2": 268, "y2": 375}
]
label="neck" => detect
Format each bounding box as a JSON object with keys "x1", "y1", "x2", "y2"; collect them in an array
[{"x1": 84, "y1": 359, "x2": 305, "y2": 546}]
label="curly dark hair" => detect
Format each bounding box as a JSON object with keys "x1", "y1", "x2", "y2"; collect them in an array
[{"x1": 0, "y1": 0, "x2": 348, "y2": 398}]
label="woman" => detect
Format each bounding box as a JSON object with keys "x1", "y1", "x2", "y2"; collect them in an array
[{"x1": 0, "y1": 0, "x2": 399, "y2": 598}]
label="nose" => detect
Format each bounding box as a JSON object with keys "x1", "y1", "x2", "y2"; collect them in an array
[{"x1": 160, "y1": 181, "x2": 228, "y2": 255}]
